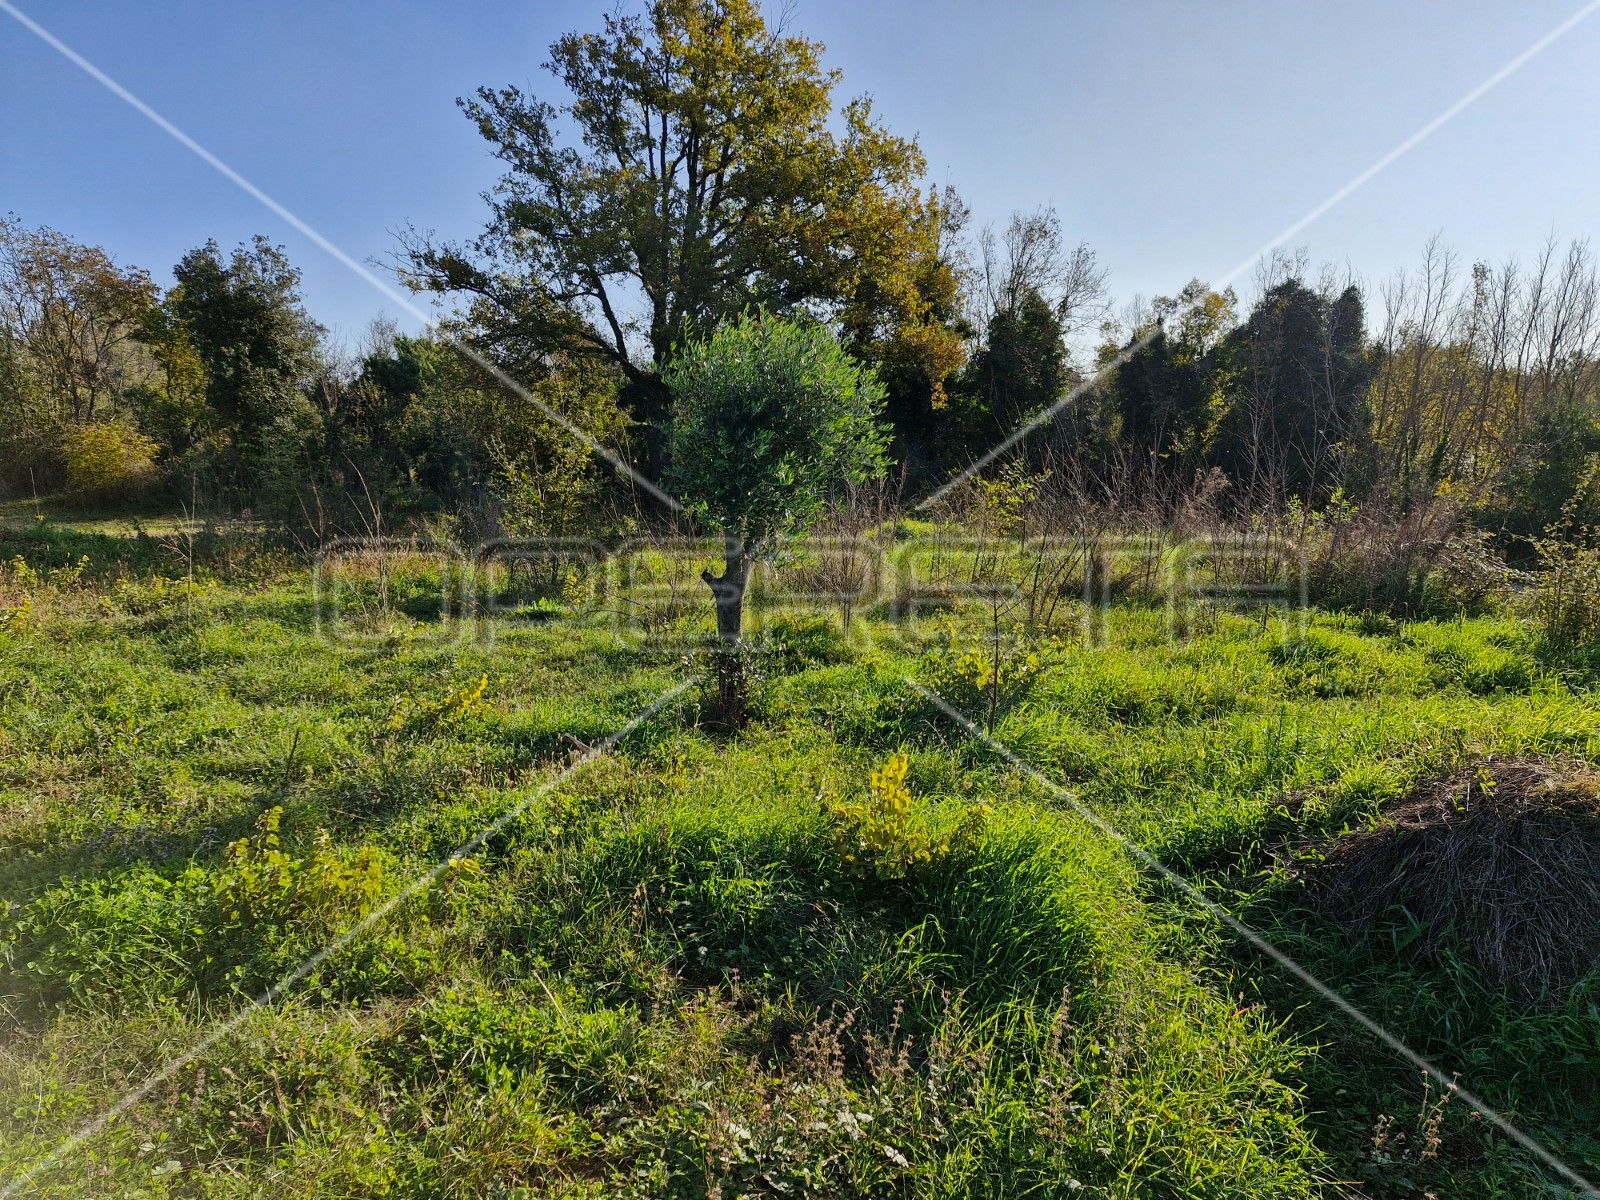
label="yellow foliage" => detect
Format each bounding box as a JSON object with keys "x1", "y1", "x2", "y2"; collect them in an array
[
  {"x1": 827, "y1": 751, "x2": 989, "y2": 880},
  {"x1": 387, "y1": 674, "x2": 489, "y2": 738},
  {"x1": 975, "y1": 463, "x2": 1047, "y2": 535},
  {"x1": 218, "y1": 806, "x2": 389, "y2": 927},
  {"x1": 1, "y1": 595, "x2": 34, "y2": 632},
  {"x1": 929, "y1": 628, "x2": 1059, "y2": 730},
  {"x1": 217, "y1": 806, "x2": 294, "y2": 924},
  {"x1": 60, "y1": 422, "x2": 159, "y2": 495},
  {"x1": 2, "y1": 556, "x2": 37, "y2": 629},
  {"x1": 2, "y1": 554, "x2": 92, "y2": 630},
  {"x1": 7, "y1": 556, "x2": 41, "y2": 590}
]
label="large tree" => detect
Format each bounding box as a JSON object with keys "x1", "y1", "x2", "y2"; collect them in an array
[
  {"x1": 935, "y1": 207, "x2": 1106, "y2": 474},
  {"x1": 0, "y1": 217, "x2": 162, "y2": 428},
  {"x1": 1211, "y1": 279, "x2": 1371, "y2": 506},
  {"x1": 839, "y1": 184, "x2": 972, "y2": 473},
  {"x1": 402, "y1": 0, "x2": 939, "y2": 470},
  {"x1": 1106, "y1": 328, "x2": 1206, "y2": 471},
  {"x1": 965, "y1": 287, "x2": 1070, "y2": 438},
  {"x1": 0, "y1": 217, "x2": 173, "y2": 492},
  {"x1": 170, "y1": 236, "x2": 322, "y2": 482},
  {"x1": 1104, "y1": 280, "x2": 1235, "y2": 474}
]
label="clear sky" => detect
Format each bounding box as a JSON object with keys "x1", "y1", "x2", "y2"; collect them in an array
[{"x1": 5, "y1": 1, "x2": 1599, "y2": 344}]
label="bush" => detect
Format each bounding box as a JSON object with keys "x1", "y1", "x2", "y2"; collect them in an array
[
  {"x1": 1424, "y1": 528, "x2": 1522, "y2": 612},
  {"x1": 694, "y1": 643, "x2": 767, "y2": 731},
  {"x1": 827, "y1": 751, "x2": 988, "y2": 880},
  {"x1": 59, "y1": 422, "x2": 160, "y2": 498},
  {"x1": 1529, "y1": 534, "x2": 1600, "y2": 645},
  {"x1": 1302, "y1": 496, "x2": 1471, "y2": 616},
  {"x1": 1, "y1": 807, "x2": 416, "y2": 1006},
  {"x1": 759, "y1": 613, "x2": 852, "y2": 671},
  {"x1": 923, "y1": 622, "x2": 1060, "y2": 733}
]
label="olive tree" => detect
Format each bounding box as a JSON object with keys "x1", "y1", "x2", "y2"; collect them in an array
[{"x1": 665, "y1": 314, "x2": 888, "y2": 646}]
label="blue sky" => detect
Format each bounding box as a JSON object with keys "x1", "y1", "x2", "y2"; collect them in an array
[{"x1": 4, "y1": 1, "x2": 1599, "y2": 344}]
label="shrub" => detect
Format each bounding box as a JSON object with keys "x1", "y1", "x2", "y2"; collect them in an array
[
  {"x1": 692, "y1": 643, "x2": 768, "y2": 732},
  {"x1": 1, "y1": 556, "x2": 37, "y2": 630},
  {"x1": 0, "y1": 551, "x2": 96, "y2": 630},
  {"x1": 1528, "y1": 534, "x2": 1600, "y2": 645},
  {"x1": 216, "y1": 806, "x2": 388, "y2": 929},
  {"x1": 1424, "y1": 528, "x2": 1522, "y2": 613},
  {"x1": 924, "y1": 624, "x2": 1060, "y2": 732},
  {"x1": 1301, "y1": 495, "x2": 1471, "y2": 616},
  {"x1": 382, "y1": 674, "x2": 489, "y2": 744},
  {"x1": 59, "y1": 422, "x2": 160, "y2": 497},
  {"x1": 2, "y1": 808, "x2": 406, "y2": 1006},
  {"x1": 827, "y1": 751, "x2": 988, "y2": 880},
  {"x1": 758, "y1": 613, "x2": 852, "y2": 671}
]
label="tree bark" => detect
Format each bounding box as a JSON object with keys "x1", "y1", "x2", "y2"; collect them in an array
[{"x1": 702, "y1": 541, "x2": 751, "y2": 644}]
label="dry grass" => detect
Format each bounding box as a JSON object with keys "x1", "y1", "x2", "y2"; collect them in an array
[{"x1": 1309, "y1": 758, "x2": 1600, "y2": 1004}]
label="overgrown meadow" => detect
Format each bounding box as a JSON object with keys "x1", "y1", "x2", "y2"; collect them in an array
[{"x1": 2, "y1": 516, "x2": 1598, "y2": 1199}]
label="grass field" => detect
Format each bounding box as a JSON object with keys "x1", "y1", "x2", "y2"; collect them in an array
[{"x1": 2, "y1": 520, "x2": 1598, "y2": 1198}]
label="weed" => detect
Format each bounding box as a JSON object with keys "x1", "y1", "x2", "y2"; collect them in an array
[
  {"x1": 826, "y1": 751, "x2": 989, "y2": 880},
  {"x1": 1, "y1": 534, "x2": 1596, "y2": 1197}
]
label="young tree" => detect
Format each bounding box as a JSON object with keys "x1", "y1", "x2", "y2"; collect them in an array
[
  {"x1": 975, "y1": 207, "x2": 1108, "y2": 341},
  {"x1": 402, "y1": 0, "x2": 936, "y2": 471},
  {"x1": 664, "y1": 314, "x2": 888, "y2": 645}
]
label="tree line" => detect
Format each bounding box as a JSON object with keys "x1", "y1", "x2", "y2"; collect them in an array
[{"x1": 3, "y1": 0, "x2": 1597, "y2": 550}]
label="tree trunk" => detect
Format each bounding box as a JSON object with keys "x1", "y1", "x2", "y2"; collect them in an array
[
  {"x1": 621, "y1": 372, "x2": 673, "y2": 481},
  {"x1": 702, "y1": 542, "x2": 751, "y2": 644},
  {"x1": 701, "y1": 541, "x2": 754, "y2": 728}
]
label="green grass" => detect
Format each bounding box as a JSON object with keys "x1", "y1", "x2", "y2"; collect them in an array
[
  {"x1": 2, "y1": 522, "x2": 1598, "y2": 1197},
  {"x1": 0, "y1": 492, "x2": 206, "y2": 537}
]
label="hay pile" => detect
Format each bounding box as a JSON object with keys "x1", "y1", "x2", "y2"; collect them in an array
[{"x1": 1309, "y1": 758, "x2": 1600, "y2": 1004}]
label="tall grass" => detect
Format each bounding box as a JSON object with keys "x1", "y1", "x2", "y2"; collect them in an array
[{"x1": 1, "y1": 519, "x2": 1596, "y2": 1196}]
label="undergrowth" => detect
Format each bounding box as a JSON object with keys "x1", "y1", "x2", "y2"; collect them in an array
[{"x1": 2, "y1": 526, "x2": 1597, "y2": 1197}]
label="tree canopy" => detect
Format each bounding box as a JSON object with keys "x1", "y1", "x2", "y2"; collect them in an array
[
  {"x1": 401, "y1": 0, "x2": 941, "y2": 465},
  {"x1": 0, "y1": 216, "x2": 162, "y2": 429},
  {"x1": 666, "y1": 313, "x2": 888, "y2": 549},
  {"x1": 664, "y1": 313, "x2": 887, "y2": 640},
  {"x1": 1210, "y1": 279, "x2": 1371, "y2": 505},
  {"x1": 170, "y1": 236, "x2": 322, "y2": 478}
]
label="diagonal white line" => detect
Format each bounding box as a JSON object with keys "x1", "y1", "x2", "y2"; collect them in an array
[
  {"x1": 1215, "y1": 0, "x2": 1600, "y2": 288},
  {"x1": 918, "y1": 0, "x2": 1600, "y2": 511},
  {"x1": 907, "y1": 679, "x2": 1600, "y2": 1197},
  {"x1": 0, "y1": 0, "x2": 683, "y2": 514},
  {"x1": 0, "y1": 680, "x2": 694, "y2": 1199}
]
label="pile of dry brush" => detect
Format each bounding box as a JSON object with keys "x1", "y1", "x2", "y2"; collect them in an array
[{"x1": 1308, "y1": 758, "x2": 1600, "y2": 1005}]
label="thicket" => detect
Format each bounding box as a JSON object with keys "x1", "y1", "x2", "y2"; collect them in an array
[{"x1": 5, "y1": 2, "x2": 1600, "y2": 623}]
